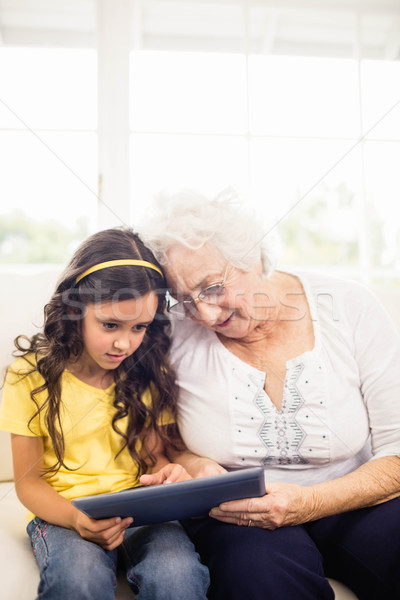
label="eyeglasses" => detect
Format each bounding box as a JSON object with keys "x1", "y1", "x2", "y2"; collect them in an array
[{"x1": 167, "y1": 263, "x2": 230, "y2": 317}]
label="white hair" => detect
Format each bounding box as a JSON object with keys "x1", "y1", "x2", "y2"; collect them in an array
[{"x1": 137, "y1": 188, "x2": 280, "y2": 277}]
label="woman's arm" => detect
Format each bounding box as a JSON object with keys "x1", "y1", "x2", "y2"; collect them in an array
[
  {"x1": 210, "y1": 455, "x2": 400, "y2": 529},
  {"x1": 11, "y1": 434, "x2": 133, "y2": 550},
  {"x1": 140, "y1": 425, "x2": 225, "y2": 486},
  {"x1": 169, "y1": 448, "x2": 227, "y2": 478},
  {"x1": 162, "y1": 424, "x2": 226, "y2": 477}
]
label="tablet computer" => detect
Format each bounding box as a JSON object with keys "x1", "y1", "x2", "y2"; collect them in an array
[{"x1": 72, "y1": 466, "x2": 265, "y2": 527}]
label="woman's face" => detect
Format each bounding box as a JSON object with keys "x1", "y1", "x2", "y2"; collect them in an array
[{"x1": 166, "y1": 244, "x2": 269, "y2": 339}]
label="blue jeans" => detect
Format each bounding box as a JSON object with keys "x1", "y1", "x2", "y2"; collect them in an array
[
  {"x1": 27, "y1": 518, "x2": 209, "y2": 600},
  {"x1": 182, "y1": 496, "x2": 400, "y2": 600}
]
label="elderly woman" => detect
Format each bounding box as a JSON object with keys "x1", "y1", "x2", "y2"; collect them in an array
[{"x1": 138, "y1": 190, "x2": 400, "y2": 600}]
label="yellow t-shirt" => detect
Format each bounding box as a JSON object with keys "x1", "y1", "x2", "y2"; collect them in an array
[{"x1": 0, "y1": 356, "x2": 174, "y2": 502}]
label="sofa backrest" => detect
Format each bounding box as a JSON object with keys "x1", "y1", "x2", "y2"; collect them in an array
[{"x1": 0, "y1": 268, "x2": 59, "y2": 482}]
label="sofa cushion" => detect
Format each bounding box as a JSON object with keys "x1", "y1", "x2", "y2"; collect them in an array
[{"x1": 0, "y1": 430, "x2": 13, "y2": 482}]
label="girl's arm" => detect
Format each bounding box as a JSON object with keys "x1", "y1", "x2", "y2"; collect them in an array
[{"x1": 11, "y1": 433, "x2": 133, "y2": 550}]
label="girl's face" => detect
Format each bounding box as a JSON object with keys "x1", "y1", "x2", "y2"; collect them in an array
[{"x1": 80, "y1": 291, "x2": 158, "y2": 373}]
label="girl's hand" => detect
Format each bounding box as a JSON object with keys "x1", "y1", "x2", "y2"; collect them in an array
[
  {"x1": 139, "y1": 461, "x2": 227, "y2": 486},
  {"x1": 139, "y1": 463, "x2": 192, "y2": 486},
  {"x1": 209, "y1": 481, "x2": 317, "y2": 529},
  {"x1": 73, "y1": 510, "x2": 133, "y2": 551}
]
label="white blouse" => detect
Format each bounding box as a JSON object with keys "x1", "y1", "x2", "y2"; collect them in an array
[{"x1": 170, "y1": 272, "x2": 400, "y2": 486}]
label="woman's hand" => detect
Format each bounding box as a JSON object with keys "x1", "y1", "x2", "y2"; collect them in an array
[
  {"x1": 209, "y1": 481, "x2": 317, "y2": 529},
  {"x1": 73, "y1": 510, "x2": 133, "y2": 551},
  {"x1": 139, "y1": 463, "x2": 193, "y2": 486},
  {"x1": 210, "y1": 457, "x2": 400, "y2": 529}
]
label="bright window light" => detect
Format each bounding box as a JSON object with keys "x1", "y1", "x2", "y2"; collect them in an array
[
  {"x1": 1, "y1": 4, "x2": 399, "y2": 280},
  {"x1": 0, "y1": 48, "x2": 97, "y2": 129},
  {"x1": 248, "y1": 56, "x2": 360, "y2": 138},
  {"x1": 130, "y1": 50, "x2": 247, "y2": 134},
  {"x1": 129, "y1": 47, "x2": 400, "y2": 278},
  {"x1": 0, "y1": 48, "x2": 97, "y2": 263},
  {"x1": 361, "y1": 60, "x2": 400, "y2": 139}
]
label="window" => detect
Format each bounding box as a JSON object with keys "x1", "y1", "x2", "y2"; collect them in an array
[
  {"x1": 129, "y1": 1, "x2": 400, "y2": 284},
  {"x1": 0, "y1": 46, "x2": 97, "y2": 263},
  {"x1": 1, "y1": 0, "x2": 399, "y2": 285}
]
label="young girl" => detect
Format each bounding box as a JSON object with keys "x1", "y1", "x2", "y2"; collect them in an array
[{"x1": 0, "y1": 228, "x2": 210, "y2": 600}]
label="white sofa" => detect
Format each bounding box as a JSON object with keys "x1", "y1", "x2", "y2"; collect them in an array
[
  {"x1": 0, "y1": 434, "x2": 357, "y2": 599},
  {"x1": 3, "y1": 267, "x2": 398, "y2": 599}
]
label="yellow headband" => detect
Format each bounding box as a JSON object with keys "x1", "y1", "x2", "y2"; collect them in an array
[{"x1": 75, "y1": 259, "x2": 164, "y2": 284}]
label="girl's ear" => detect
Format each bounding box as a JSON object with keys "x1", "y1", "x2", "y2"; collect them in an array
[
  {"x1": 64, "y1": 304, "x2": 87, "y2": 322},
  {"x1": 60, "y1": 290, "x2": 87, "y2": 322}
]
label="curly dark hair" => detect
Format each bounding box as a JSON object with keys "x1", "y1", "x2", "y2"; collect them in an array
[{"x1": 10, "y1": 227, "x2": 183, "y2": 478}]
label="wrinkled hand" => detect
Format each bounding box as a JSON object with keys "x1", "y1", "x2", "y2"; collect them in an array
[
  {"x1": 209, "y1": 481, "x2": 317, "y2": 529},
  {"x1": 139, "y1": 463, "x2": 192, "y2": 486},
  {"x1": 73, "y1": 510, "x2": 133, "y2": 550}
]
